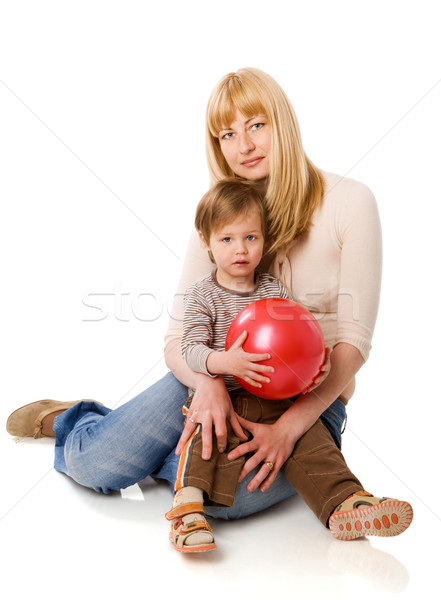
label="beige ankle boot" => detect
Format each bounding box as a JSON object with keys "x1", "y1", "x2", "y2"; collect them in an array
[{"x1": 6, "y1": 399, "x2": 96, "y2": 438}]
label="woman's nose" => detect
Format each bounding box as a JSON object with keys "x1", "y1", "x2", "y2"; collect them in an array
[{"x1": 239, "y1": 132, "x2": 255, "y2": 153}]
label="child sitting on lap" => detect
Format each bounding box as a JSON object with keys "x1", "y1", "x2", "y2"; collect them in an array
[{"x1": 165, "y1": 178, "x2": 413, "y2": 553}]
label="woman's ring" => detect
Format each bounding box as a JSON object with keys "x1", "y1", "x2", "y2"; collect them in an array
[
  {"x1": 188, "y1": 416, "x2": 196, "y2": 424},
  {"x1": 266, "y1": 462, "x2": 274, "y2": 471}
]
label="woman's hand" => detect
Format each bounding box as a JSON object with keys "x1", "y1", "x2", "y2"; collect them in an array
[
  {"x1": 207, "y1": 330, "x2": 274, "y2": 389},
  {"x1": 227, "y1": 414, "x2": 301, "y2": 493},
  {"x1": 175, "y1": 375, "x2": 247, "y2": 460},
  {"x1": 302, "y1": 346, "x2": 331, "y2": 394}
]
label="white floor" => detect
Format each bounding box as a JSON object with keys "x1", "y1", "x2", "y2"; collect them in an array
[{"x1": 1, "y1": 417, "x2": 438, "y2": 600}]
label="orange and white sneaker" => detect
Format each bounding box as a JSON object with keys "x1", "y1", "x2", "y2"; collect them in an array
[{"x1": 329, "y1": 491, "x2": 413, "y2": 541}]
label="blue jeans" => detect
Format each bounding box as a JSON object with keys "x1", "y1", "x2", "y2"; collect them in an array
[{"x1": 53, "y1": 372, "x2": 347, "y2": 520}]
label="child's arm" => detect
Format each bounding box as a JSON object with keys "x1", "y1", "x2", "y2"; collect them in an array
[
  {"x1": 182, "y1": 287, "x2": 273, "y2": 389},
  {"x1": 206, "y1": 330, "x2": 274, "y2": 389},
  {"x1": 181, "y1": 288, "x2": 218, "y2": 377}
]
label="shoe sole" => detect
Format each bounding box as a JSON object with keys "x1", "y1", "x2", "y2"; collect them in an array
[{"x1": 329, "y1": 500, "x2": 413, "y2": 541}]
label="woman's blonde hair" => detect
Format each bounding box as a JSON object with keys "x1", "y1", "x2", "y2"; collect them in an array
[
  {"x1": 206, "y1": 67, "x2": 324, "y2": 255},
  {"x1": 195, "y1": 178, "x2": 267, "y2": 264}
]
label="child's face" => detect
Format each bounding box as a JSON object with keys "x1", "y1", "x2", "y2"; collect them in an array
[{"x1": 204, "y1": 206, "x2": 265, "y2": 289}]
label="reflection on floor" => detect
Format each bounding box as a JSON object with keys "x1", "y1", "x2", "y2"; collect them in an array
[{"x1": 2, "y1": 433, "x2": 435, "y2": 600}]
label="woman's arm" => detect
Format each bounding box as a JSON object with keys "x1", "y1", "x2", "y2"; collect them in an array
[
  {"x1": 164, "y1": 337, "x2": 203, "y2": 390},
  {"x1": 228, "y1": 341, "x2": 364, "y2": 492},
  {"x1": 165, "y1": 338, "x2": 247, "y2": 457},
  {"x1": 277, "y1": 342, "x2": 364, "y2": 439}
]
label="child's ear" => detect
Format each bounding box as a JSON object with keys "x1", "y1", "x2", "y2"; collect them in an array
[
  {"x1": 199, "y1": 231, "x2": 215, "y2": 264},
  {"x1": 198, "y1": 231, "x2": 209, "y2": 250}
]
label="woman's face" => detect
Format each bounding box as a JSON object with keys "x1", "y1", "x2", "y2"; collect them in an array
[{"x1": 218, "y1": 108, "x2": 271, "y2": 180}]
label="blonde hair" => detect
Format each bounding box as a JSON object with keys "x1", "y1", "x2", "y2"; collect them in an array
[
  {"x1": 206, "y1": 67, "x2": 324, "y2": 255},
  {"x1": 195, "y1": 178, "x2": 267, "y2": 264}
]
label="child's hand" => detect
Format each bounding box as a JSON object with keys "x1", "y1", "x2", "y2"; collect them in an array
[{"x1": 208, "y1": 330, "x2": 274, "y2": 389}]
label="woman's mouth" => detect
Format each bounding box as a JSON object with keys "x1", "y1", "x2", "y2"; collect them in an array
[{"x1": 241, "y1": 156, "x2": 264, "y2": 168}]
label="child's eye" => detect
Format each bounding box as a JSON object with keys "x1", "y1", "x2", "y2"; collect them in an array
[
  {"x1": 222, "y1": 237, "x2": 232, "y2": 243},
  {"x1": 246, "y1": 235, "x2": 256, "y2": 241}
]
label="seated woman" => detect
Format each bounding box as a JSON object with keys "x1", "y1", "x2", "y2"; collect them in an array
[{"x1": 7, "y1": 67, "x2": 412, "y2": 546}]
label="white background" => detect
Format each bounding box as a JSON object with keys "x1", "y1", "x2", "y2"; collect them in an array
[{"x1": 1, "y1": 1, "x2": 440, "y2": 598}]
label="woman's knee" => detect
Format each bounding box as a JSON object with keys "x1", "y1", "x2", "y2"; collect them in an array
[{"x1": 59, "y1": 373, "x2": 189, "y2": 492}]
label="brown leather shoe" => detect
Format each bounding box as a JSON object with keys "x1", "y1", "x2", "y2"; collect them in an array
[{"x1": 6, "y1": 399, "x2": 92, "y2": 438}]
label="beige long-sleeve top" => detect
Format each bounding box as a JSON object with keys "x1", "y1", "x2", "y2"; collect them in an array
[{"x1": 166, "y1": 172, "x2": 382, "y2": 364}]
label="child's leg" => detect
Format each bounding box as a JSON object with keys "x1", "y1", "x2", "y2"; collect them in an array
[
  {"x1": 165, "y1": 402, "x2": 246, "y2": 552},
  {"x1": 165, "y1": 486, "x2": 216, "y2": 553},
  {"x1": 175, "y1": 420, "x2": 246, "y2": 507},
  {"x1": 282, "y1": 419, "x2": 413, "y2": 539},
  {"x1": 282, "y1": 419, "x2": 363, "y2": 525}
]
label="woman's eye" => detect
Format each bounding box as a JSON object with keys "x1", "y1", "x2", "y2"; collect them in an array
[
  {"x1": 221, "y1": 132, "x2": 233, "y2": 140},
  {"x1": 251, "y1": 123, "x2": 264, "y2": 131}
]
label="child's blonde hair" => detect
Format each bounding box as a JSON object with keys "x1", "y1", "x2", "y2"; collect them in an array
[
  {"x1": 195, "y1": 178, "x2": 267, "y2": 264},
  {"x1": 205, "y1": 67, "x2": 324, "y2": 255}
]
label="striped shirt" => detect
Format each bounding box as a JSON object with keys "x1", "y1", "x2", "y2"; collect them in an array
[{"x1": 181, "y1": 270, "x2": 292, "y2": 390}]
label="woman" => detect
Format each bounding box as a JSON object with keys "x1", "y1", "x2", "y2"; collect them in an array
[{"x1": 7, "y1": 68, "x2": 412, "y2": 539}]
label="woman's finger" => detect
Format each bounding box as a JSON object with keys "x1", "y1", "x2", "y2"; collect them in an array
[
  {"x1": 175, "y1": 419, "x2": 197, "y2": 455},
  {"x1": 247, "y1": 463, "x2": 273, "y2": 492},
  {"x1": 320, "y1": 348, "x2": 331, "y2": 372},
  {"x1": 200, "y1": 417, "x2": 214, "y2": 460},
  {"x1": 229, "y1": 411, "x2": 248, "y2": 441},
  {"x1": 235, "y1": 414, "x2": 257, "y2": 432},
  {"x1": 227, "y1": 438, "x2": 256, "y2": 462},
  {"x1": 244, "y1": 459, "x2": 278, "y2": 492},
  {"x1": 213, "y1": 415, "x2": 228, "y2": 454},
  {"x1": 259, "y1": 465, "x2": 279, "y2": 492},
  {"x1": 237, "y1": 452, "x2": 262, "y2": 482},
  {"x1": 302, "y1": 348, "x2": 331, "y2": 393}
]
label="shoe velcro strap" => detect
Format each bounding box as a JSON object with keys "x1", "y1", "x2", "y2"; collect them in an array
[
  {"x1": 165, "y1": 502, "x2": 205, "y2": 521},
  {"x1": 178, "y1": 520, "x2": 213, "y2": 535}
]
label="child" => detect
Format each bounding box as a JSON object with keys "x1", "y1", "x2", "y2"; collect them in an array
[{"x1": 165, "y1": 178, "x2": 413, "y2": 553}]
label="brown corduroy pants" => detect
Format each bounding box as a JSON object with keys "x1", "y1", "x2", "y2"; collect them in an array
[{"x1": 175, "y1": 390, "x2": 363, "y2": 527}]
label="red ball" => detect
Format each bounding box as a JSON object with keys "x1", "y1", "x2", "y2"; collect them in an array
[{"x1": 225, "y1": 298, "x2": 325, "y2": 399}]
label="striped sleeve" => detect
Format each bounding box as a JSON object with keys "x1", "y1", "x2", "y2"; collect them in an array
[{"x1": 181, "y1": 285, "x2": 216, "y2": 377}]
